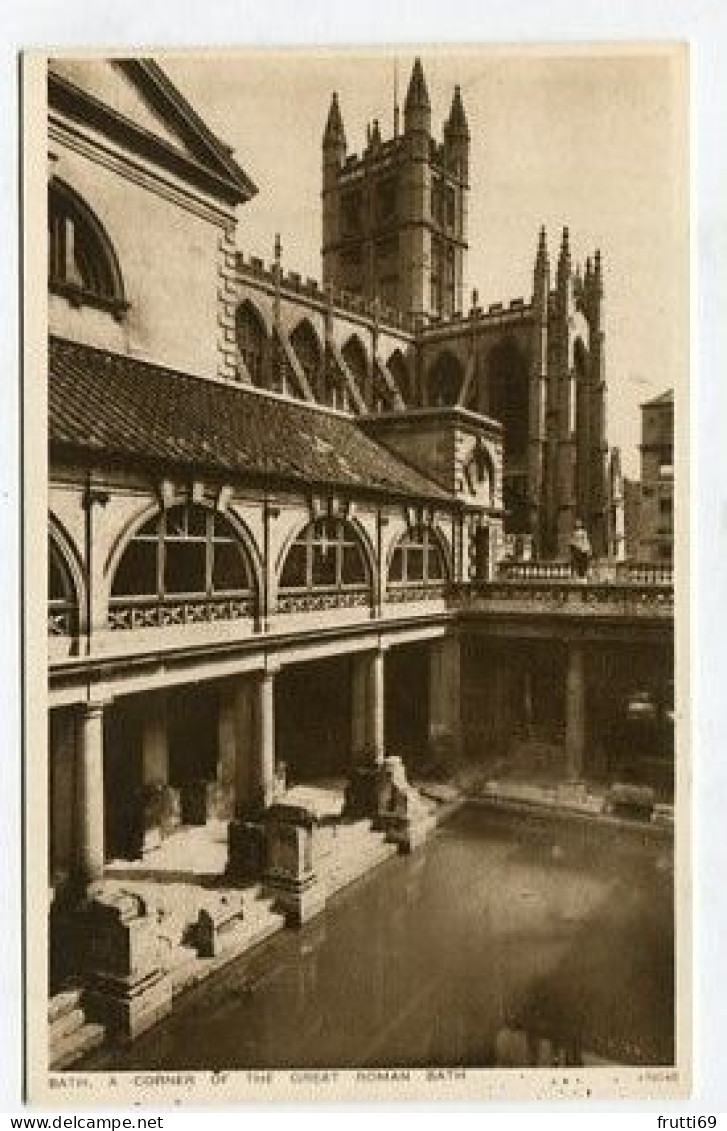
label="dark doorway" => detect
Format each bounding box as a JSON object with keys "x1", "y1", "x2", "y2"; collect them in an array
[
  {"x1": 168, "y1": 684, "x2": 220, "y2": 822},
  {"x1": 385, "y1": 644, "x2": 429, "y2": 766},
  {"x1": 276, "y1": 657, "x2": 352, "y2": 782},
  {"x1": 104, "y1": 698, "x2": 143, "y2": 860}
]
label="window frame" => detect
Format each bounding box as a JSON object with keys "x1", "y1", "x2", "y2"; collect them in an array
[
  {"x1": 48, "y1": 179, "x2": 128, "y2": 319},
  {"x1": 387, "y1": 524, "x2": 448, "y2": 588},
  {"x1": 279, "y1": 517, "x2": 370, "y2": 594},
  {"x1": 110, "y1": 505, "x2": 253, "y2": 604}
]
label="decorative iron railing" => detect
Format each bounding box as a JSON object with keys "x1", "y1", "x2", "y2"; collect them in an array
[
  {"x1": 107, "y1": 594, "x2": 255, "y2": 631},
  {"x1": 276, "y1": 587, "x2": 371, "y2": 614}
]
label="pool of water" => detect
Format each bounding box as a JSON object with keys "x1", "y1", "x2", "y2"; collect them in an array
[{"x1": 84, "y1": 806, "x2": 674, "y2": 1070}]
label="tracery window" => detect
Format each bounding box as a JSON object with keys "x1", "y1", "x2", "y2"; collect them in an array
[
  {"x1": 279, "y1": 518, "x2": 368, "y2": 592},
  {"x1": 388, "y1": 525, "x2": 447, "y2": 587},
  {"x1": 48, "y1": 180, "x2": 126, "y2": 314},
  {"x1": 236, "y1": 302, "x2": 268, "y2": 386}
]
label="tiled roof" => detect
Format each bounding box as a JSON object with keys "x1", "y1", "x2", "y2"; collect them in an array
[{"x1": 49, "y1": 337, "x2": 450, "y2": 502}]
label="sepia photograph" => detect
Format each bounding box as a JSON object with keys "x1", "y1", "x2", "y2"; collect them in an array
[{"x1": 22, "y1": 42, "x2": 688, "y2": 1103}]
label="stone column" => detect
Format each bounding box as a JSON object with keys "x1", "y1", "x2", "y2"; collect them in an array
[
  {"x1": 565, "y1": 642, "x2": 586, "y2": 780},
  {"x1": 76, "y1": 701, "x2": 106, "y2": 884},
  {"x1": 428, "y1": 635, "x2": 462, "y2": 759},
  {"x1": 252, "y1": 670, "x2": 277, "y2": 810},
  {"x1": 228, "y1": 669, "x2": 277, "y2": 879},
  {"x1": 351, "y1": 648, "x2": 385, "y2": 764}
]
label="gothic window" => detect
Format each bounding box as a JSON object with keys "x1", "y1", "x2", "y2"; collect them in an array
[
  {"x1": 445, "y1": 186, "x2": 456, "y2": 229},
  {"x1": 428, "y1": 350, "x2": 463, "y2": 406},
  {"x1": 386, "y1": 349, "x2": 411, "y2": 405},
  {"x1": 487, "y1": 339, "x2": 529, "y2": 463},
  {"x1": 464, "y1": 448, "x2": 494, "y2": 507},
  {"x1": 290, "y1": 320, "x2": 324, "y2": 401},
  {"x1": 342, "y1": 189, "x2": 363, "y2": 236},
  {"x1": 236, "y1": 301, "x2": 268, "y2": 386},
  {"x1": 48, "y1": 180, "x2": 126, "y2": 313},
  {"x1": 110, "y1": 505, "x2": 253, "y2": 603},
  {"x1": 342, "y1": 334, "x2": 372, "y2": 410},
  {"x1": 375, "y1": 177, "x2": 398, "y2": 226},
  {"x1": 279, "y1": 518, "x2": 369, "y2": 592},
  {"x1": 388, "y1": 525, "x2": 447, "y2": 588}
]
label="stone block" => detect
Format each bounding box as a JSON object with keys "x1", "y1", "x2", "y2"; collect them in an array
[
  {"x1": 263, "y1": 805, "x2": 325, "y2": 925},
  {"x1": 85, "y1": 968, "x2": 172, "y2": 1043},
  {"x1": 195, "y1": 896, "x2": 244, "y2": 958},
  {"x1": 227, "y1": 819, "x2": 266, "y2": 879},
  {"x1": 81, "y1": 887, "x2": 171, "y2": 1043}
]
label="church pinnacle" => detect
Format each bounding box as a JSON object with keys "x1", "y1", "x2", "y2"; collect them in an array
[
  {"x1": 323, "y1": 91, "x2": 346, "y2": 148},
  {"x1": 446, "y1": 84, "x2": 469, "y2": 136},
  {"x1": 404, "y1": 57, "x2": 430, "y2": 113}
]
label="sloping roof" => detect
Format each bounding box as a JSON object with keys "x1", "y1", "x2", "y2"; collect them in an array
[
  {"x1": 48, "y1": 59, "x2": 257, "y2": 206},
  {"x1": 641, "y1": 389, "x2": 674, "y2": 408},
  {"x1": 49, "y1": 337, "x2": 451, "y2": 503}
]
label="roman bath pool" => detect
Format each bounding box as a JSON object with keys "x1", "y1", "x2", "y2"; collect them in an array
[{"x1": 81, "y1": 806, "x2": 675, "y2": 1071}]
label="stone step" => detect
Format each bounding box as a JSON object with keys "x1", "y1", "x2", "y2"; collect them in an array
[
  {"x1": 48, "y1": 987, "x2": 83, "y2": 1025},
  {"x1": 50, "y1": 1021, "x2": 105, "y2": 1072},
  {"x1": 50, "y1": 1006, "x2": 86, "y2": 1044}
]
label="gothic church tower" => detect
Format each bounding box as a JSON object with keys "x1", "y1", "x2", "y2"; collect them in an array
[{"x1": 321, "y1": 58, "x2": 469, "y2": 323}]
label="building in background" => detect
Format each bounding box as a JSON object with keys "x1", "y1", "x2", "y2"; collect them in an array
[
  {"x1": 312, "y1": 59, "x2": 609, "y2": 558},
  {"x1": 637, "y1": 389, "x2": 674, "y2": 563}
]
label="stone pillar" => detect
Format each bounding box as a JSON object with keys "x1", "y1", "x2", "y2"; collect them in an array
[
  {"x1": 255, "y1": 670, "x2": 277, "y2": 809},
  {"x1": 228, "y1": 670, "x2": 277, "y2": 879},
  {"x1": 428, "y1": 635, "x2": 462, "y2": 759},
  {"x1": 565, "y1": 642, "x2": 586, "y2": 780},
  {"x1": 351, "y1": 648, "x2": 385, "y2": 764},
  {"x1": 140, "y1": 696, "x2": 172, "y2": 853},
  {"x1": 77, "y1": 701, "x2": 106, "y2": 884}
]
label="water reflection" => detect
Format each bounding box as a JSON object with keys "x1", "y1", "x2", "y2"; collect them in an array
[{"x1": 84, "y1": 807, "x2": 674, "y2": 1071}]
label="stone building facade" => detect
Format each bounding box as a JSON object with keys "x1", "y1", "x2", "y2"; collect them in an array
[
  {"x1": 47, "y1": 57, "x2": 503, "y2": 899},
  {"x1": 637, "y1": 390, "x2": 674, "y2": 563},
  {"x1": 233, "y1": 59, "x2": 610, "y2": 558}
]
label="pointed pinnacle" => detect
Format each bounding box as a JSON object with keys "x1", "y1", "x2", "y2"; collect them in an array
[
  {"x1": 447, "y1": 84, "x2": 469, "y2": 135},
  {"x1": 323, "y1": 91, "x2": 346, "y2": 147},
  {"x1": 404, "y1": 57, "x2": 430, "y2": 112}
]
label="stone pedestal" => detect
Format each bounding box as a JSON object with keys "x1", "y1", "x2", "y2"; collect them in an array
[
  {"x1": 377, "y1": 756, "x2": 434, "y2": 853},
  {"x1": 227, "y1": 818, "x2": 266, "y2": 879},
  {"x1": 343, "y1": 762, "x2": 389, "y2": 820},
  {"x1": 81, "y1": 886, "x2": 171, "y2": 1043},
  {"x1": 263, "y1": 804, "x2": 325, "y2": 925}
]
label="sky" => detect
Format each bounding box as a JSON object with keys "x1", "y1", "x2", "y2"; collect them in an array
[{"x1": 164, "y1": 47, "x2": 687, "y2": 477}]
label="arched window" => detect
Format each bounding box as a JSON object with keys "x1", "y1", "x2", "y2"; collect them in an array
[
  {"x1": 342, "y1": 335, "x2": 372, "y2": 410},
  {"x1": 48, "y1": 537, "x2": 77, "y2": 636},
  {"x1": 463, "y1": 447, "x2": 494, "y2": 507},
  {"x1": 109, "y1": 505, "x2": 254, "y2": 629},
  {"x1": 236, "y1": 301, "x2": 268, "y2": 387},
  {"x1": 290, "y1": 320, "x2": 324, "y2": 401},
  {"x1": 386, "y1": 349, "x2": 411, "y2": 406},
  {"x1": 48, "y1": 180, "x2": 126, "y2": 313},
  {"x1": 428, "y1": 351, "x2": 463, "y2": 407},
  {"x1": 388, "y1": 525, "x2": 447, "y2": 589},
  {"x1": 487, "y1": 339, "x2": 529, "y2": 462},
  {"x1": 279, "y1": 518, "x2": 369, "y2": 593}
]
